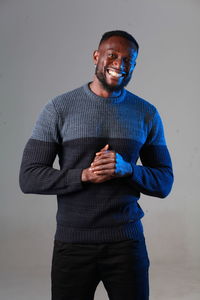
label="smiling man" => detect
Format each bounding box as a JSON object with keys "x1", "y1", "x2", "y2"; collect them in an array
[
  {"x1": 91, "y1": 34, "x2": 138, "y2": 97},
  {"x1": 19, "y1": 30, "x2": 174, "y2": 300}
]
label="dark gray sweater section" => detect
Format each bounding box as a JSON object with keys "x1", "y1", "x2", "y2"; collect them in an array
[{"x1": 19, "y1": 83, "x2": 173, "y2": 243}]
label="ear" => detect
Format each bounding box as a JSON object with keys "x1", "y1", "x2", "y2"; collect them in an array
[{"x1": 93, "y1": 50, "x2": 99, "y2": 65}]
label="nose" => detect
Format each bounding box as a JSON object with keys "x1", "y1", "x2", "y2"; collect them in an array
[{"x1": 113, "y1": 57, "x2": 125, "y2": 70}]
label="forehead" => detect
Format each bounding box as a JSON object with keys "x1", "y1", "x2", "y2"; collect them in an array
[{"x1": 99, "y1": 36, "x2": 138, "y2": 57}]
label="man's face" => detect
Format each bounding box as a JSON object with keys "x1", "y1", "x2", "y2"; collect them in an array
[{"x1": 93, "y1": 36, "x2": 138, "y2": 93}]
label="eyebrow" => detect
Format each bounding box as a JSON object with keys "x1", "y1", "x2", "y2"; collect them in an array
[
  {"x1": 106, "y1": 48, "x2": 136, "y2": 53},
  {"x1": 106, "y1": 48, "x2": 136, "y2": 58}
]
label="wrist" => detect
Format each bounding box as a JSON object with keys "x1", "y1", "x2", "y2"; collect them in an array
[{"x1": 81, "y1": 168, "x2": 89, "y2": 182}]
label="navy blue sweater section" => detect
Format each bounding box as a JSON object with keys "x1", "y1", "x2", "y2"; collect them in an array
[{"x1": 19, "y1": 83, "x2": 173, "y2": 243}]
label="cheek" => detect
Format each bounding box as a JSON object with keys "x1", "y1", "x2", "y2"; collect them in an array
[
  {"x1": 126, "y1": 67, "x2": 134, "y2": 77},
  {"x1": 97, "y1": 58, "x2": 108, "y2": 71},
  {"x1": 104, "y1": 57, "x2": 113, "y2": 66}
]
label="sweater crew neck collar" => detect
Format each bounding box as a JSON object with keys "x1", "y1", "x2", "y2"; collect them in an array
[{"x1": 83, "y1": 82, "x2": 126, "y2": 104}]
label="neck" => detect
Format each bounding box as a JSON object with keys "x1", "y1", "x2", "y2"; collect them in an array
[{"x1": 89, "y1": 77, "x2": 122, "y2": 98}]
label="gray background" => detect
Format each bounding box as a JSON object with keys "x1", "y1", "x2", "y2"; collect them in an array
[{"x1": 0, "y1": 0, "x2": 199, "y2": 299}]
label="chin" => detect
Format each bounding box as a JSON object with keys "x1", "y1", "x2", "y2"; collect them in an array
[
  {"x1": 102, "y1": 82, "x2": 123, "y2": 93},
  {"x1": 105, "y1": 76, "x2": 132, "y2": 92},
  {"x1": 95, "y1": 68, "x2": 131, "y2": 92},
  {"x1": 105, "y1": 79, "x2": 130, "y2": 92}
]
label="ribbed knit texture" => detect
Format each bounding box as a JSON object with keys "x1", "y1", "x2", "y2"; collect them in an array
[{"x1": 19, "y1": 83, "x2": 173, "y2": 243}]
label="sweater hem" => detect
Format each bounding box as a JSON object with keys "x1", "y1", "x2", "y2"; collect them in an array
[{"x1": 54, "y1": 220, "x2": 144, "y2": 243}]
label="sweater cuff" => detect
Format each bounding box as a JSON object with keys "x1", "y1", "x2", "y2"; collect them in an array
[
  {"x1": 129, "y1": 163, "x2": 135, "y2": 178},
  {"x1": 66, "y1": 169, "x2": 83, "y2": 186}
]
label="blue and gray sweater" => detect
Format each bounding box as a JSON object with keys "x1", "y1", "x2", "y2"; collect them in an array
[{"x1": 19, "y1": 83, "x2": 173, "y2": 243}]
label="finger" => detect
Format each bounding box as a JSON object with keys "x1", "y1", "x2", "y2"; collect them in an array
[
  {"x1": 89, "y1": 162, "x2": 114, "y2": 171},
  {"x1": 91, "y1": 158, "x2": 115, "y2": 167},
  {"x1": 92, "y1": 154, "x2": 114, "y2": 164},
  {"x1": 96, "y1": 146, "x2": 112, "y2": 156},
  {"x1": 91, "y1": 157, "x2": 115, "y2": 167},
  {"x1": 90, "y1": 163, "x2": 115, "y2": 171},
  {"x1": 95, "y1": 151, "x2": 116, "y2": 158},
  {"x1": 99, "y1": 144, "x2": 109, "y2": 152},
  {"x1": 93, "y1": 169, "x2": 116, "y2": 176},
  {"x1": 95, "y1": 151, "x2": 107, "y2": 156}
]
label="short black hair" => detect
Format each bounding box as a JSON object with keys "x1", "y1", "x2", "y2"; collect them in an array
[{"x1": 98, "y1": 30, "x2": 139, "y2": 52}]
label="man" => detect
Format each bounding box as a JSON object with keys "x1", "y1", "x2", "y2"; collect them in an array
[{"x1": 19, "y1": 30, "x2": 173, "y2": 300}]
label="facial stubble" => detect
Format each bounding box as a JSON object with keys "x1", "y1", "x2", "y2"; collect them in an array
[{"x1": 95, "y1": 65, "x2": 132, "y2": 93}]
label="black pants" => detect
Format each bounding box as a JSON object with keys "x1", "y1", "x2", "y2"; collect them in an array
[{"x1": 51, "y1": 237, "x2": 150, "y2": 300}]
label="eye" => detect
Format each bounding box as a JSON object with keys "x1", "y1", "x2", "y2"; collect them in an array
[
  {"x1": 108, "y1": 53, "x2": 117, "y2": 58},
  {"x1": 124, "y1": 57, "x2": 132, "y2": 63}
]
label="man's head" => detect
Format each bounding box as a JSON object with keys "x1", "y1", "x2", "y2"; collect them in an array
[
  {"x1": 93, "y1": 30, "x2": 139, "y2": 93},
  {"x1": 98, "y1": 30, "x2": 139, "y2": 53}
]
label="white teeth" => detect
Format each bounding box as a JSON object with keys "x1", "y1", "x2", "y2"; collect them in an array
[{"x1": 108, "y1": 70, "x2": 123, "y2": 78}]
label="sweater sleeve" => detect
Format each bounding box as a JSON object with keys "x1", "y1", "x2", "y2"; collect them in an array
[
  {"x1": 129, "y1": 109, "x2": 174, "y2": 198},
  {"x1": 19, "y1": 100, "x2": 84, "y2": 195}
]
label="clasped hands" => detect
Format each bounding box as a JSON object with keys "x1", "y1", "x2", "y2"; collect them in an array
[{"x1": 81, "y1": 144, "x2": 133, "y2": 183}]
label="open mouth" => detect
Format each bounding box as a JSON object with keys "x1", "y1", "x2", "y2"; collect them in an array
[{"x1": 106, "y1": 68, "x2": 126, "y2": 79}]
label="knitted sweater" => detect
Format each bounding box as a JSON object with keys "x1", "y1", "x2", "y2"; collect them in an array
[{"x1": 19, "y1": 83, "x2": 174, "y2": 243}]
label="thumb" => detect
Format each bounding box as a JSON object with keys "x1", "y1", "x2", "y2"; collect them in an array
[
  {"x1": 95, "y1": 144, "x2": 109, "y2": 156},
  {"x1": 100, "y1": 144, "x2": 109, "y2": 152}
]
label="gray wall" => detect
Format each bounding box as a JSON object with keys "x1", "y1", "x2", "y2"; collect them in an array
[{"x1": 0, "y1": 0, "x2": 199, "y2": 288}]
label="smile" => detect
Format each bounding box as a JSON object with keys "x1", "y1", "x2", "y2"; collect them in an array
[{"x1": 106, "y1": 68, "x2": 126, "y2": 78}]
